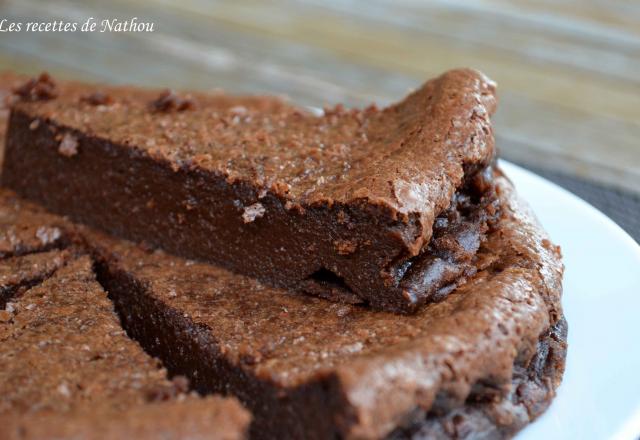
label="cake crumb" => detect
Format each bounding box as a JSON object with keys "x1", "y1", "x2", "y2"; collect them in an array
[
  {"x1": 229, "y1": 106, "x2": 247, "y2": 115},
  {"x1": 36, "y1": 226, "x2": 61, "y2": 245},
  {"x1": 58, "y1": 133, "x2": 79, "y2": 157},
  {"x1": 242, "y1": 203, "x2": 266, "y2": 223},
  {"x1": 0, "y1": 310, "x2": 12, "y2": 322},
  {"x1": 334, "y1": 239, "x2": 357, "y2": 255},
  {"x1": 13, "y1": 72, "x2": 57, "y2": 101},
  {"x1": 57, "y1": 382, "x2": 71, "y2": 397},
  {"x1": 150, "y1": 89, "x2": 195, "y2": 113}
]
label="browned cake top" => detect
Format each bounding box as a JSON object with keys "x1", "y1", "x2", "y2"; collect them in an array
[
  {"x1": 12, "y1": 69, "x2": 495, "y2": 234},
  {"x1": 0, "y1": 252, "x2": 250, "y2": 439},
  {"x1": 0, "y1": 249, "x2": 71, "y2": 308},
  {"x1": 5, "y1": 397, "x2": 250, "y2": 440},
  {"x1": 0, "y1": 257, "x2": 184, "y2": 413},
  {"x1": 0, "y1": 249, "x2": 68, "y2": 284},
  {"x1": 0, "y1": 193, "x2": 67, "y2": 258}
]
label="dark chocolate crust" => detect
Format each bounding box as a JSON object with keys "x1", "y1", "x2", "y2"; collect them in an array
[
  {"x1": 81, "y1": 174, "x2": 565, "y2": 440},
  {"x1": 2, "y1": 69, "x2": 497, "y2": 313}
]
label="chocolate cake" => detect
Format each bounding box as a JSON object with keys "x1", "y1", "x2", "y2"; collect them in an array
[
  {"x1": 0, "y1": 69, "x2": 566, "y2": 439},
  {"x1": 83, "y1": 174, "x2": 565, "y2": 439},
  {"x1": 0, "y1": 253, "x2": 250, "y2": 439},
  {"x1": 0, "y1": 193, "x2": 250, "y2": 439},
  {"x1": 2, "y1": 70, "x2": 498, "y2": 313}
]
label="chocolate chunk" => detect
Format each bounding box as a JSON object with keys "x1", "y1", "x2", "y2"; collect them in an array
[
  {"x1": 149, "y1": 89, "x2": 195, "y2": 112},
  {"x1": 13, "y1": 73, "x2": 57, "y2": 102}
]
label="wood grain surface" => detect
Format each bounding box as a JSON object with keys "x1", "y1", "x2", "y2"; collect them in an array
[{"x1": 0, "y1": 0, "x2": 638, "y2": 195}]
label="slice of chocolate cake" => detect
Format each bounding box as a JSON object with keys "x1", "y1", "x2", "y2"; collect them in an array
[
  {"x1": 0, "y1": 184, "x2": 250, "y2": 439},
  {"x1": 0, "y1": 254, "x2": 250, "y2": 440},
  {"x1": 84, "y1": 174, "x2": 565, "y2": 439},
  {"x1": 3, "y1": 69, "x2": 498, "y2": 313}
]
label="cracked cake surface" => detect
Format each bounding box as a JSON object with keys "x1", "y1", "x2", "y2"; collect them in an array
[{"x1": 3, "y1": 69, "x2": 498, "y2": 312}]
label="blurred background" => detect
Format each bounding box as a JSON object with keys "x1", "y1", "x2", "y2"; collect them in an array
[{"x1": 0, "y1": 0, "x2": 638, "y2": 240}]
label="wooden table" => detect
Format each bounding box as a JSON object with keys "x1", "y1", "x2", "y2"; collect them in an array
[{"x1": 1, "y1": 0, "x2": 639, "y2": 237}]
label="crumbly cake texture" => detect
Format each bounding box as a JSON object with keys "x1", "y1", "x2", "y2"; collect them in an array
[
  {"x1": 3, "y1": 69, "x2": 498, "y2": 313},
  {"x1": 86, "y1": 174, "x2": 565, "y2": 440},
  {"x1": 0, "y1": 196, "x2": 250, "y2": 439}
]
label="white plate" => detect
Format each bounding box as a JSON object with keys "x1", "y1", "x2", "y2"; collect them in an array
[{"x1": 500, "y1": 161, "x2": 640, "y2": 440}]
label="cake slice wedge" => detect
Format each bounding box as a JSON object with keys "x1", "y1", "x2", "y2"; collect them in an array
[
  {"x1": 3, "y1": 69, "x2": 498, "y2": 313},
  {"x1": 0, "y1": 253, "x2": 249, "y2": 440}
]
